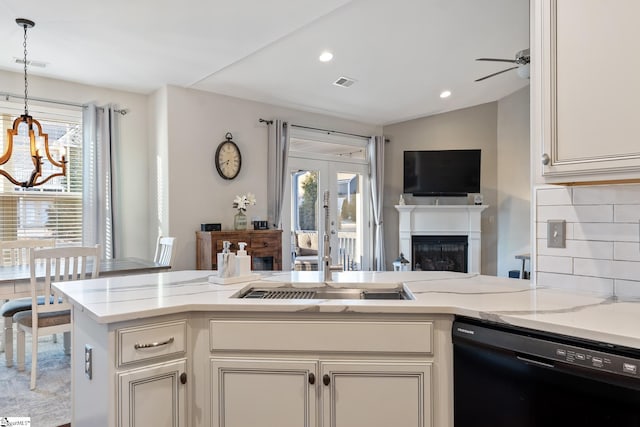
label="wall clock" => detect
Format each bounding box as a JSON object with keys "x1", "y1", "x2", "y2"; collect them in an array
[{"x1": 214, "y1": 132, "x2": 242, "y2": 180}]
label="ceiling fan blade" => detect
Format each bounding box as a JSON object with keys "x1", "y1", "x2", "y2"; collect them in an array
[
  {"x1": 475, "y1": 66, "x2": 519, "y2": 82},
  {"x1": 476, "y1": 58, "x2": 518, "y2": 63}
]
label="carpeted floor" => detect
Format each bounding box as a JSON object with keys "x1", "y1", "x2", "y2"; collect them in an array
[{"x1": 0, "y1": 332, "x2": 71, "y2": 426}]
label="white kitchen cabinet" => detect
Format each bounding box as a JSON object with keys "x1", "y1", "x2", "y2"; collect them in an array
[
  {"x1": 71, "y1": 310, "x2": 190, "y2": 427},
  {"x1": 118, "y1": 358, "x2": 187, "y2": 427},
  {"x1": 321, "y1": 361, "x2": 431, "y2": 427},
  {"x1": 533, "y1": 0, "x2": 640, "y2": 183},
  {"x1": 208, "y1": 315, "x2": 448, "y2": 427},
  {"x1": 210, "y1": 358, "x2": 431, "y2": 427},
  {"x1": 210, "y1": 358, "x2": 317, "y2": 427}
]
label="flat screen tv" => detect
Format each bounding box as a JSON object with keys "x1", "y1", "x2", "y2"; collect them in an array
[{"x1": 403, "y1": 149, "x2": 481, "y2": 196}]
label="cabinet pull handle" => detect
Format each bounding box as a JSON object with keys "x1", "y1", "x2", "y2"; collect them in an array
[
  {"x1": 180, "y1": 372, "x2": 187, "y2": 384},
  {"x1": 308, "y1": 373, "x2": 315, "y2": 385},
  {"x1": 322, "y1": 374, "x2": 330, "y2": 386},
  {"x1": 541, "y1": 153, "x2": 550, "y2": 165},
  {"x1": 134, "y1": 336, "x2": 174, "y2": 350}
]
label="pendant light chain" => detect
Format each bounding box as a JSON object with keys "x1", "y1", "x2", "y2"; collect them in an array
[{"x1": 23, "y1": 21, "x2": 29, "y2": 117}]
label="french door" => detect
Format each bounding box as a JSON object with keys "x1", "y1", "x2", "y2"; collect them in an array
[{"x1": 283, "y1": 157, "x2": 370, "y2": 271}]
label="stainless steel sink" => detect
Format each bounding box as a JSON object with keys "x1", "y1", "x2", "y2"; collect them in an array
[{"x1": 234, "y1": 283, "x2": 414, "y2": 300}]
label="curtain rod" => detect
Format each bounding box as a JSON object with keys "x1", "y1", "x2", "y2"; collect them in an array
[
  {"x1": 258, "y1": 119, "x2": 369, "y2": 139},
  {"x1": 0, "y1": 91, "x2": 129, "y2": 115}
]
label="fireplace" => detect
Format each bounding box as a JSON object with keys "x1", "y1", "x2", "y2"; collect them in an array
[
  {"x1": 411, "y1": 235, "x2": 468, "y2": 273},
  {"x1": 396, "y1": 204, "x2": 487, "y2": 274}
]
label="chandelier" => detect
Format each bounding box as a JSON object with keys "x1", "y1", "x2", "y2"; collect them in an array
[{"x1": 0, "y1": 18, "x2": 67, "y2": 188}]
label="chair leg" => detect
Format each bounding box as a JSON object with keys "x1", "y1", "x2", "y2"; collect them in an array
[
  {"x1": 16, "y1": 327, "x2": 25, "y2": 372},
  {"x1": 30, "y1": 333, "x2": 38, "y2": 390},
  {"x1": 4, "y1": 317, "x2": 13, "y2": 367}
]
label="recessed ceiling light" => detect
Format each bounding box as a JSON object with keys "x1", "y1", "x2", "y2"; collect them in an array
[
  {"x1": 440, "y1": 90, "x2": 452, "y2": 98},
  {"x1": 319, "y1": 51, "x2": 334, "y2": 62}
]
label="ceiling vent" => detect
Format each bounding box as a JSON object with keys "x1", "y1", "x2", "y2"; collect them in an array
[
  {"x1": 333, "y1": 76, "x2": 356, "y2": 88},
  {"x1": 14, "y1": 57, "x2": 47, "y2": 68}
]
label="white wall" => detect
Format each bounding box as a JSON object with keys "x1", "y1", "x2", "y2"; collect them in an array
[
  {"x1": 382, "y1": 102, "x2": 499, "y2": 274},
  {"x1": 497, "y1": 87, "x2": 530, "y2": 277},
  {"x1": 158, "y1": 85, "x2": 381, "y2": 270},
  {"x1": 0, "y1": 70, "x2": 151, "y2": 259}
]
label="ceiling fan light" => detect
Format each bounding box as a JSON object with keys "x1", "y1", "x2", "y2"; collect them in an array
[{"x1": 517, "y1": 63, "x2": 530, "y2": 79}]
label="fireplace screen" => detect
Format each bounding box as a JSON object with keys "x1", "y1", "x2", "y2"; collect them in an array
[{"x1": 411, "y1": 236, "x2": 468, "y2": 273}]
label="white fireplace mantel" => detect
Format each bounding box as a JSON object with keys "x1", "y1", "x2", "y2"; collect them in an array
[{"x1": 395, "y1": 204, "x2": 488, "y2": 274}]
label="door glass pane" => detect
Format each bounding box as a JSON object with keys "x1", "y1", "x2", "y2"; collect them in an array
[
  {"x1": 337, "y1": 172, "x2": 362, "y2": 271},
  {"x1": 291, "y1": 170, "x2": 319, "y2": 271}
]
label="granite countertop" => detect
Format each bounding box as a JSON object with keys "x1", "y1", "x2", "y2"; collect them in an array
[{"x1": 53, "y1": 270, "x2": 640, "y2": 349}]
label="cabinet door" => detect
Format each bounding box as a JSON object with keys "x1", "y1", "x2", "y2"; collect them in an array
[
  {"x1": 211, "y1": 358, "x2": 317, "y2": 427},
  {"x1": 320, "y1": 361, "x2": 432, "y2": 427},
  {"x1": 536, "y1": 0, "x2": 640, "y2": 182},
  {"x1": 118, "y1": 358, "x2": 187, "y2": 427}
]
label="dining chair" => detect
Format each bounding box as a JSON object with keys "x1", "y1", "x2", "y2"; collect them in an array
[
  {"x1": 14, "y1": 244, "x2": 100, "y2": 389},
  {"x1": 0, "y1": 239, "x2": 55, "y2": 366},
  {"x1": 154, "y1": 236, "x2": 177, "y2": 267}
]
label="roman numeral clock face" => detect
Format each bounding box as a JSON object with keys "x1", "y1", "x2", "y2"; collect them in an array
[{"x1": 214, "y1": 136, "x2": 242, "y2": 180}]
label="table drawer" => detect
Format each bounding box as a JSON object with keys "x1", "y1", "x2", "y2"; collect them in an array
[
  {"x1": 210, "y1": 320, "x2": 433, "y2": 354},
  {"x1": 117, "y1": 319, "x2": 187, "y2": 366}
]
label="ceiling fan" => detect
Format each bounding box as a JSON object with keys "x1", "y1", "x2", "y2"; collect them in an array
[{"x1": 474, "y1": 48, "x2": 530, "y2": 82}]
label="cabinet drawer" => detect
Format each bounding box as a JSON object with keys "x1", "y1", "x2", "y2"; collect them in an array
[
  {"x1": 210, "y1": 320, "x2": 432, "y2": 354},
  {"x1": 117, "y1": 320, "x2": 187, "y2": 366},
  {"x1": 250, "y1": 236, "x2": 279, "y2": 249}
]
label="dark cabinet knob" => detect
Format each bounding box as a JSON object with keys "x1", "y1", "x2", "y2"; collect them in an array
[
  {"x1": 180, "y1": 372, "x2": 187, "y2": 384},
  {"x1": 308, "y1": 373, "x2": 315, "y2": 385},
  {"x1": 323, "y1": 374, "x2": 330, "y2": 386}
]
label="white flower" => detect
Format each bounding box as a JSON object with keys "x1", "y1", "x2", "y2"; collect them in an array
[{"x1": 233, "y1": 193, "x2": 257, "y2": 212}]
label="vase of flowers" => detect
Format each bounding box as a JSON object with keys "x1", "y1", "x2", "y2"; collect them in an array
[{"x1": 233, "y1": 193, "x2": 256, "y2": 230}]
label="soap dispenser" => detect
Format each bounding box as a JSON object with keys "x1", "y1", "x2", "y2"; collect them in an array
[
  {"x1": 235, "y1": 242, "x2": 251, "y2": 277},
  {"x1": 217, "y1": 241, "x2": 236, "y2": 278}
]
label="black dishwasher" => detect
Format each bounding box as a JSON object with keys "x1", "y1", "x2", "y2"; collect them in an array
[{"x1": 452, "y1": 317, "x2": 640, "y2": 427}]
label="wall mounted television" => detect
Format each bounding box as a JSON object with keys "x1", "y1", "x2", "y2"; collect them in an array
[{"x1": 403, "y1": 149, "x2": 481, "y2": 196}]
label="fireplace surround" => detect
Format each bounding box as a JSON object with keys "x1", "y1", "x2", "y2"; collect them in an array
[{"x1": 396, "y1": 204, "x2": 487, "y2": 274}]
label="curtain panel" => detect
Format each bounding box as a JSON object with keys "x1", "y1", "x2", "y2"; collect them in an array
[
  {"x1": 267, "y1": 120, "x2": 290, "y2": 230},
  {"x1": 82, "y1": 104, "x2": 119, "y2": 259},
  {"x1": 368, "y1": 136, "x2": 385, "y2": 271}
]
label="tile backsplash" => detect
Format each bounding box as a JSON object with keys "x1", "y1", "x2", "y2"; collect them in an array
[{"x1": 535, "y1": 184, "x2": 640, "y2": 297}]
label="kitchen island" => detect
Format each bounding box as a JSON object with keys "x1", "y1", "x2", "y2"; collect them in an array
[{"x1": 54, "y1": 270, "x2": 640, "y2": 427}]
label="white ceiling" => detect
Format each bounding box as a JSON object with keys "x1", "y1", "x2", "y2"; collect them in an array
[{"x1": 0, "y1": 0, "x2": 529, "y2": 126}]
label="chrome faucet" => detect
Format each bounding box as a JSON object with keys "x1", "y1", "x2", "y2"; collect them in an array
[{"x1": 322, "y1": 190, "x2": 332, "y2": 282}]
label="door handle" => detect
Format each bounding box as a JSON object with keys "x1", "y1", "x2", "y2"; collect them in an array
[
  {"x1": 308, "y1": 373, "x2": 315, "y2": 385},
  {"x1": 323, "y1": 374, "x2": 331, "y2": 386}
]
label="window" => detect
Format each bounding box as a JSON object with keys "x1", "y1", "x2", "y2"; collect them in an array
[{"x1": 0, "y1": 101, "x2": 83, "y2": 247}]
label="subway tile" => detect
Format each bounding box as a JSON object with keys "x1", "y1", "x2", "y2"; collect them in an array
[
  {"x1": 614, "y1": 279, "x2": 640, "y2": 298},
  {"x1": 614, "y1": 242, "x2": 640, "y2": 261},
  {"x1": 573, "y1": 222, "x2": 638, "y2": 242},
  {"x1": 614, "y1": 205, "x2": 640, "y2": 223},
  {"x1": 537, "y1": 255, "x2": 572, "y2": 274},
  {"x1": 610, "y1": 184, "x2": 640, "y2": 204},
  {"x1": 536, "y1": 272, "x2": 613, "y2": 296},
  {"x1": 611, "y1": 260, "x2": 640, "y2": 281},
  {"x1": 536, "y1": 187, "x2": 572, "y2": 205},
  {"x1": 573, "y1": 258, "x2": 613, "y2": 278},
  {"x1": 537, "y1": 239, "x2": 612, "y2": 259},
  {"x1": 572, "y1": 186, "x2": 617, "y2": 205},
  {"x1": 537, "y1": 205, "x2": 613, "y2": 223}
]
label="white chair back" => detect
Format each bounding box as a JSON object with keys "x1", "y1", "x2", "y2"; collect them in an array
[
  {"x1": 29, "y1": 245, "x2": 101, "y2": 314},
  {"x1": 154, "y1": 236, "x2": 176, "y2": 267},
  {"x1": 0, "y1": 239, "x2": 55, "y2": 267}
]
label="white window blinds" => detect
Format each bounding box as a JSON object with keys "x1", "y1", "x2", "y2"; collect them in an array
[{"x1": 0, "y1": 101, "x2": 83, "y2": 247}]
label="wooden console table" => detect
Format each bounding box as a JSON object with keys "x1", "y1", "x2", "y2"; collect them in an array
[{"x1": 196, "y1": 230, "x2": 282, "y2": 271}]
